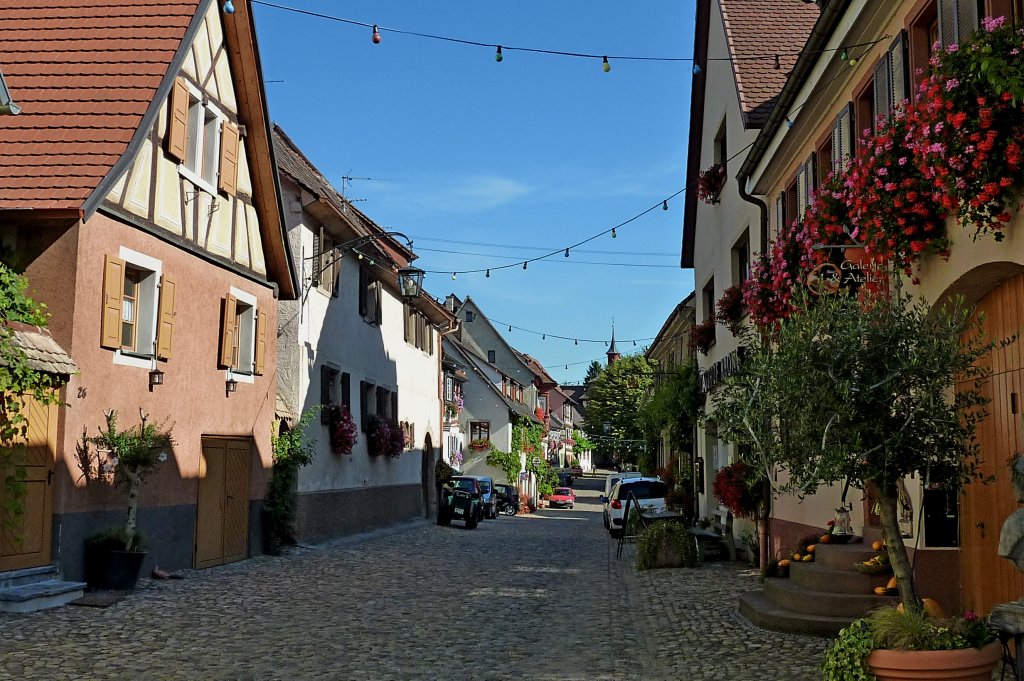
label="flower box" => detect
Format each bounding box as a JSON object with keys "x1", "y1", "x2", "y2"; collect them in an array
[{"x1": 697, "y1": 164, "x2": 726, "y2": 204}]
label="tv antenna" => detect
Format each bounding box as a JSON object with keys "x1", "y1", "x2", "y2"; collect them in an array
[{"x1": 339, "y1": 174, "x2": 390, "y2": 209}]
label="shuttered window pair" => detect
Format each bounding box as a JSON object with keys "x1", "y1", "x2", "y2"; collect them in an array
[
  {"x1": 166, "y1": 77, "x2": 241, "y2": 196},
  {"x1": 872, "y1": 33, "x2": 910, "y2": 126},
  {"x1": 936, "y1": 0, "x2": 978, "y2": 49},
  {"x1": 311, "y1": 225, "x2": 340, "y2": 296},
  {"x1": 358, "y1": 267, "x2": 381, "y2": 324},
  {"x1": 830, "y1": 104, "x2": 855, "y2": 176},
  {"x1": 218, "y1": 294, "x2": 267, "y2": 375},
  {"x1": 403, "y1": 304, "x2": 435, "y2": 354},
  {"x1": 102, "y1": 254, "x2": 175, "y2": 359}
]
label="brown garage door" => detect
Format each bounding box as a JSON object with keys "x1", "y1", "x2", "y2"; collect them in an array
[{"x1": 195, "y1": 438, "x2": 251, "y2": 569}]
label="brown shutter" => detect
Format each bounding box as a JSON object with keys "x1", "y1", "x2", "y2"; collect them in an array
[
  {"x1": 156, "y1": 274, "x2": 176, "y2": 359},
  {"x1": 219, "y1": 295, "x2": 237, "y2": 368},
  {"x1": 358, "y1": 267, "x2": 368, "y2": 317},
  {"x1": 101, "y1": 255, "x2": 126, "y2": 349},
  {"x1": 218, "y1": 121, "x2": 240, "y2": 195},
  {"x1": 167, "y1": 77, "x2": 188, "y2": 163},
  {"x1": 888, "y1": 31, "x2": 908, "y2": 107},
  {"x1": 254, "y1": 309, "x2": 267, "y2": 375},
  {"x1": 806, "y1": 154, "x2": 817, "y2": 206},
  {"x1": 341, "y1": 372, "x2": 351, "y2": 412},
  {"x1": 403, "y1": 304, "x2": 411, "y2": 342},
  {"x1": 374, "y1": 282, "x2": 382, "y2": 325},
  {"x1": 391, "y1": 391, "x2": 399, "y2": 423},
  {"x1": 310, "y1": 226, "x2": 322, "y2": 288}
]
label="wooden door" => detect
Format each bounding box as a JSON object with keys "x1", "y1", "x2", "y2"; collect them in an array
[
  {"x1": 195, "y1": 438, "x2": 250, "y2": 568},
  {"x1": 0, "y1": 397, "x2": 56, "y2": 572},
  {"x1": 960, "y1": 273, "x2": 1024, "y2": 614}
]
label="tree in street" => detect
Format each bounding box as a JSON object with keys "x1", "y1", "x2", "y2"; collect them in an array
[{"x1": 583, "y1": 353, "x2": 653, "y2": 469}]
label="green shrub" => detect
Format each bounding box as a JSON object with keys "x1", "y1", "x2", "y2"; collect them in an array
[
  {"x1": 86, "y1": 526, "x2": 146, "y2": 552},
  {"x1": 822, "y1": 619, "x2": 876, "y2": 681},
  {"x1": 635, "y1": 521, "x2": 699, "y2": 570}
]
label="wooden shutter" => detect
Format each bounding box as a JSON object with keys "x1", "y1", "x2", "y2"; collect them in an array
[
  {"x1": 320, "y1": 365, "x2": 333, "y2": 423},
  {"x1": 219, "y1": 295, "x2": 237, "y2": 368},
  {"x1": 167, "y1": 77, "x2": 188, "y2": 163},
  {"x1": 805, "y1": 154, "x2": 817, "y2": 209},
  {"x1": 311, "y1": 227, "x2": 322, "y2": 288},
  {"x1": 796, "y1": 167, "x2": 807, "y2": 222},
  {"x1": 359, "y1": 381, "x2": 369, "y2": 431},
  {"x1": 403, "y1": 304, "x2": 411, "y2": 342},
  {"x1": 218, "y1": 121, "x2": 240, "y2": 195},
  {"x1": 888, "y1": 31, "x2": 908, "y2": 107},
  {"x1": 873, "y1": 56, "x2": 892, "y2": 126},
  {"x1": 341, "y1": 372, "x2": 351, "y2": 411},
  {"x1": 391, "y1": 391, "x2": 399, "y2": 423},
  {"x1": 254, "y1": 309, "x2": 267, "y2": 375},
  {"x1": 833, "y1": 103, "x2": 853, "y2": 172},
  {"x1": 956, "y1": 0, "x2": 978, "y2": 43},
  {"x1": 101, "y1": 255, "x2": 126, "y2": 349},
  {"x1": 358, "y1": 267, "x2": 368, "y2": 317},
  {"x1": 156, "y1": 274, "x2": 176, "y2": 359},
  {"x1": 373, "y1": 282, "x2": 382, "y2": 325},
  {"x1": 775, "y1": 193, "x2": 785, "y2": 233}
]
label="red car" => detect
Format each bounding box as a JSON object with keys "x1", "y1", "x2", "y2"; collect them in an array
[{"x1": 548, "y1": 487, "x2": 575, "y2": 509}]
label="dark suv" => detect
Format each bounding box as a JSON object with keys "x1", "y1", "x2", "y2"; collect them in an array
[
  {"x1": 493, "y1": 483, "x2": 520, "y2": 515},
  {"x1": 438, "y1": 476, "x2": 484, "y2": 529}
]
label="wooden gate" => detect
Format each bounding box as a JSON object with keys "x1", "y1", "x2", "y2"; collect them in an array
[
  {"x1": 960, "y1": 273, "x2": 1024, "y2": 614},
  {"x1": 0, "y1": 396, "x2": 56, "y2": 572},
  {"x1": 195, "y1": 438, "x2": 250, "y2": 569}
]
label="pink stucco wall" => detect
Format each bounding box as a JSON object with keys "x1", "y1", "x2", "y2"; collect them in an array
[{"x1": 25, "y1": 213, "x2": 277, "y2": 516}]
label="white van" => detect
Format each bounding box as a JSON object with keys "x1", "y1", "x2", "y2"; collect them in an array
[{"x1": 601, "y1": 471, "x2": 643, "y2": 528}]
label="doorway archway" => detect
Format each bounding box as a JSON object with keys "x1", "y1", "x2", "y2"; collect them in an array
[{"x1": 422, "y1": 433, "x2": 433, "y2": 518}]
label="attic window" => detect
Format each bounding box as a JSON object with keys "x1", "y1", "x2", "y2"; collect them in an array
[
  {"x1": 465, "y1": 311, "x2": 475, "y2": 322},
  {"x1": 166, "y1": 77, "x2": 240, "y2": 196}
]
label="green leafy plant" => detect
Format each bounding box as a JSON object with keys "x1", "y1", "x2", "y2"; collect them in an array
[
  {"x1": 822, "y1": 618, "x2": 877, "y2": 681},
  {"x1": 76, "y1": 409, "x2": 174, "y2": 551},
  {"x1": 485, "y1": 447, "x2": 520, "y2": 484},
  {"x1": 435, "y1": 458, "x2": 454, "y2": 485},
  {"x1": 511, "y1": 416, "x2": 546, "y2": 456},
  {"x1": 583, "y1": 353, "x2": 654, "y2": 467},
  {"x1": 263, "y1": 408, "x2": 318, "y2": 555},
  {"x1": 467, "y1": 438, "x2": 492, "y2": 452},
  {"x1": 635, "y1": 520, "x2": 699, "y2": 570}
]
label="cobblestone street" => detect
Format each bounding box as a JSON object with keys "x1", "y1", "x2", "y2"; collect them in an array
[{"x1": 0, "y1": 476, "x2": 828, "y2": 680}]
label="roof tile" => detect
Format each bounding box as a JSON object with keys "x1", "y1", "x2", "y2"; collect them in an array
[
  {"x1": 718, "y1": 0, "x2": 820, "y2": 127},
  {"x1": 0, "y1": 0, "x2": 201, "y2": 211}
]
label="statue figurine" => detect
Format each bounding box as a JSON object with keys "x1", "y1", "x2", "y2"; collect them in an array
[
  {"x1": 998, "y1": 456, "x2": 1024, "y2": 571},
  {"x1": 834, "y1": 503, "x2": 853, "y2": 536}
]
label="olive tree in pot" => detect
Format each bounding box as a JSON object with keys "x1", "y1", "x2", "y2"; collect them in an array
[{"x1": 76, "y1": 408, "x2": 173, "y2": 590}]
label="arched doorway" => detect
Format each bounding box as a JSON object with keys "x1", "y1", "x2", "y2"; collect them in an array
[{"x1": 422, "y1": 433, "x2": 433, "y2": 518}]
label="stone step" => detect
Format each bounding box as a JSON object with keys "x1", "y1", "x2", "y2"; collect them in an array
[
  {"x1": 763, "y1": 577, "x2": 897, "y2": 618},
  {"x1": 790, "y1": 562, "x2": 892, "y2": 594},
  {"x1": 0, "y1": 565, "x2": 58, "y2": 590},
  {"x1": 738, "y1": 589, "x2": 853, "y2": 638},
  {"x1": 0, "y1": 579, "x2": 87, "y2": 613},
  {"x1": 814, "y1": 543, "x2": 881, "y2": 570}
]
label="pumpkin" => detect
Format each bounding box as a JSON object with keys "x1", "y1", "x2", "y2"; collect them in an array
[
  {"x1": 871, "y1": 539, "x2": 885, "y2": 551},
  {"x1": 886, "y1": 576, "x2": 898, "y2": 589},
  {"x1": 806, "y1": 544, "x2": 816, "y2": 554},
  {"x1": 874, "y1": 586, "x2": 888, "y2": 596},
  {"x1": 820, "y1": 534, "x2": 831, "y2": 543},
  {"x1": 792, "y1": 553, "x2": 802, "y2": 561},
  {"x1": 778, "y1": 559, "x2": 791, "y2": 568},
  {"x1": 896, "y1": 598, "x2": 946, "y2": 618},
  {"x1": 801, "y1": 554, "x2": 813, "y2": 562}
]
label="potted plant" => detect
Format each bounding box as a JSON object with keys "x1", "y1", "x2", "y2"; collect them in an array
[
  {"x1": 715, "y1": 284, "x2": 745, "y2": 331},
  {"x1": 823, "y1": 607, "x2": 999, "y2": 681},
  {"x1": 366, "y1": 414, "x2": 403, "y2": 457},
  {"x1": 468, "y1": 438, "x2": 492, "y2": 453},
  {"x1": 689, "y1": 316, "x2": 716, "y2": 355},
  {"x1": 697, "y1": 163, "x2": 726, "y2": 204},
  {"x1": 327, "y1": 404, "x2": 357, "y2": 454},
  {"x1": 76, "y1": 409, "x2": 173, "y2": 590}
]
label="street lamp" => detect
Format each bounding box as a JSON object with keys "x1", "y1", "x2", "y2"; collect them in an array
[{"x1": 397, "y1": 265, "x2": 425, "y2": 301}]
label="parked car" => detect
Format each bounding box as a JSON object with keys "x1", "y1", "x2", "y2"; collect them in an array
[
  {"x1": 472, "y1": 476, "x2": 498, "y2": 519},
  {"x1": 601, "y1": 471, "x2": 644, "y2": 527},
  {"x1": 548, "y1": 487, "x2": 575, "y2": 509},
  {"x1": 602, "y1": 477, "x2": 669, "y2": 538},
  {"x1": 493, "y1": 483, "x2": 520, "y2": 515},
  {"x1": 558, "y1": 468, "x2": 573, "y2": 487},
  {"x1": 438, "y1": 476, "x2": 484, "y2": 529},
  {"x1": 570, "y1": 464, "x2": 584, "y2": 478}
]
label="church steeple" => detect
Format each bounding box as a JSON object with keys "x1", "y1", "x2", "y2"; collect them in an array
[{"x1": 606, "y1": 323, "x2": 620, "y2": 365}]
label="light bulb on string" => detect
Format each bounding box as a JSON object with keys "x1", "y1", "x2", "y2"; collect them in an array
[
  {"x1": 357, "y1": 253, "x2": 363, "y2": 260},
  {"x1": 542, "y1": 334, "x2": 546, "y2": 340},
  {"x1": 223, "y1": 0, "x2": 235, "y2": 13},
  {"x1": 372, "y1": 25, "x2": 381, "y2": 44},
  {"x1": 611, "y1": 228, "x2": 617, "y2": 238},
  {"x1": 602, "y1": 56, "x2": 611, "y2": 73},
  {"x1": 564, "y1": 248, "x2": 569, "y2": 258},
  {"x1": 451, "y1": 272, "x2": 457, "y2": 280},
  {"x1": 662, "y1": 200, "x2": 669, "y2": 211},
  {"x1": 522, "y1": 261, "x2": 528, "y2": 270},
  {"x1": 509, "y1": 325, "x2": 512, "y2": 332},
  {"x1": 848, "y1": 57, "x2": 858, "y2": 67},
  {"x1": 574, "y1": 339, "x2": 578, "y2": 346},
  {"x1": 495, "y1": 46, "x2": 503, "y2": 62},
  {"x1": 773, "y1": 54, "x2": 781, "y2": 70},
  {"x1": 840, "y1": 48, "x2": 849, "y2": 61},
  {"x1": 786, "y1": 117, "x2": 794, "y2": 129},
  {"x1": 692, "y1": 63, "x2": 701, "y2": 75},
  {"x1": 485, "y1": 269, "x2": 490, "y2": 278}
]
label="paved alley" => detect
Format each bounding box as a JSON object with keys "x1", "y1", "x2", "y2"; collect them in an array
[{"x1": 0, "y1": 475, "x2": 827, "y2": 681}]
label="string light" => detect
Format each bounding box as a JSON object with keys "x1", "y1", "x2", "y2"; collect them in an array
[
  {"x1": 574, "y1": 339, "x2": 578, "y2": 345},
  {"x1": 662, "y1": 200, "x2": 668, "y2": 211},
  {"x1": 564, "y1": 248, "x2": 570, "y2": 257},
  {"x1": 611, "y1": 228, "x2": 617, "y2": 238},
  {"x1": 542, "y1": 334, "x2": 546, "y2": 340},
  {"x1": 602, "y1": 56, "x2": 611, "y2": 73},
  {"x1": 773, "y1": 54, "x2": 781, "y2": 70},
  {"x1": 849, "y1": 57, "x2": 858, "y2": 67},
  {"x1": 786, "y1": 117, "x2": 794, "y2": 129},
  {"x1": 495, "y1": 45, "x2": 503, "y2": 62},
  {"x1": 223, "y1": 0, "x2": 235, "y2": 13},
  {"x1": 451, "y1": 272, "x2": 457, "y2": 280},
  {"x1": 522, "y1": 261, "x2": 528, "y2": 269},
  {"x1": 485, "y1": 269, "x2": 490, "y2": 278},
  {"x1": 251, "y1": 3, "x2": 885, "y2": 69}
]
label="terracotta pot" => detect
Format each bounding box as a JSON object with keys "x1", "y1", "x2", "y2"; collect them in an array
[{"x1": 867, "y1": 642, "x2": 1001, "y2": 680}]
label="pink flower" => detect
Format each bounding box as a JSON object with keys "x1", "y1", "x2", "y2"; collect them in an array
[
  {"x1": 945, "y1": 78, "x2": 959, "y2": 91},
  {"x1": 982, "y1": 15, "x2": 1006, "y2": 32},
  {"x1": 963, "y1": 610, "x2": 979, "y2": 621}
]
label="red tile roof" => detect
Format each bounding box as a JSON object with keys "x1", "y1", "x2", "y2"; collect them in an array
[
  {"x1": 719, "y1": 0, "x2": 820, "y2": 128},
  {"x1": 0, "y1": 0, "x2": 200, "y2": 211}
]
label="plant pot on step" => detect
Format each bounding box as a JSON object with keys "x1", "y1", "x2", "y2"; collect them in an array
[
  {"x1": 102, "y1": 550, "x2": 146, "y2": 591},
  {"x1": 867, "y1": 642, "x2": 1001, "y2": 681}
]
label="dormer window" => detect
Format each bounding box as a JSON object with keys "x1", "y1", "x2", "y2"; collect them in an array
[{"x1": 166, "y1": 77, "x2": 240, "y2": 196}]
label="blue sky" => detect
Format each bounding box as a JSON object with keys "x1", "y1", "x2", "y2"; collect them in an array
[{"x1": 252, "y1": 1, "x2": 696, "y2": 383}]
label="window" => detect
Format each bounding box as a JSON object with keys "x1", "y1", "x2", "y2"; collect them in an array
[
  {"x1": 101, "y1": 249, "x2": 176, "y2": 366},
  {"x1": 732, "y1": 232, "x2": 750, "y2": 287},
  {"x1": 166, "y1": 77, "x2": 240, "y2": 196},
  {"x1": 830, "y1": 104, "x2": 854, "y2": 176},
  {"x1": 312, "y1": 226, "x2": 339, "y2": 297},
  {"x1": 714, "y1": 118, "x2": 727, "y2": 169},
  {"x1": 470, "y1": 421, "x2": 490, "y2": 441},
  {"x1": 376, "y1": 386, "x2": 391, "y2": 421},
  {"x1": 358, "y1": 266, "x2": 381, "y2": 324},
  {"x1": 465, "y1": 310, "x2": 475, "y2": 322},
  {"x1": 538, "y1": 394, "x2": 548, "y2": 414},
  {"x1": 404, "y1": 304, "x2": 434, "y2": 353},
  {"x1": 341, "y1": 372, "x2": 351, "y2": 411},
  {"x1": 444, "y1": 375, "x2": 454, "y2": 402},
  {"x1": 320, "y1": 365, "x2": 339, "y2": 423},
  {"x1": 487, "y1": 350, "x2": 496, "y2": 364},
  {"x1": 218, "y1": 287, "x2": 267, "y2": 377},
  {"x1": 360, "y1": 381, "x2": 374, "y2": 431},
  {"x1": 936, "y1": 0, "x2": 980, "y2": 49},
  {"x1": 701, "y1": 278, "x2": 715, "y2": 322}
]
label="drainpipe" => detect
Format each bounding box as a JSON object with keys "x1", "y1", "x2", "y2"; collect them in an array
[{"x1": 739, "y1": 176, "x2": 770, "y2": 256}]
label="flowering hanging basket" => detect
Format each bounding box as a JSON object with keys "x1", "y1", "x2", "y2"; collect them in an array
[
  {"x1": 366, "y1": 415, "x2": 402, "y2": 458},
  {"x1": 328, "y1": 405, "x2": 357, "y2": 455},
  {"x1": 697, "y1": 164, "x2": 726, "y2": 204},
  {"x1": 690, "y1": 316, "x2": 716, "y2": 355},
  {"x1": 715, "y1": 284, "x2": 745, "y2": 330},
  {"x1": 712, "y1": 461, "x2": 760, "y2": 518},
  {"x1": 468, "y1": 438, "x2": 492, "y2": 452}
]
